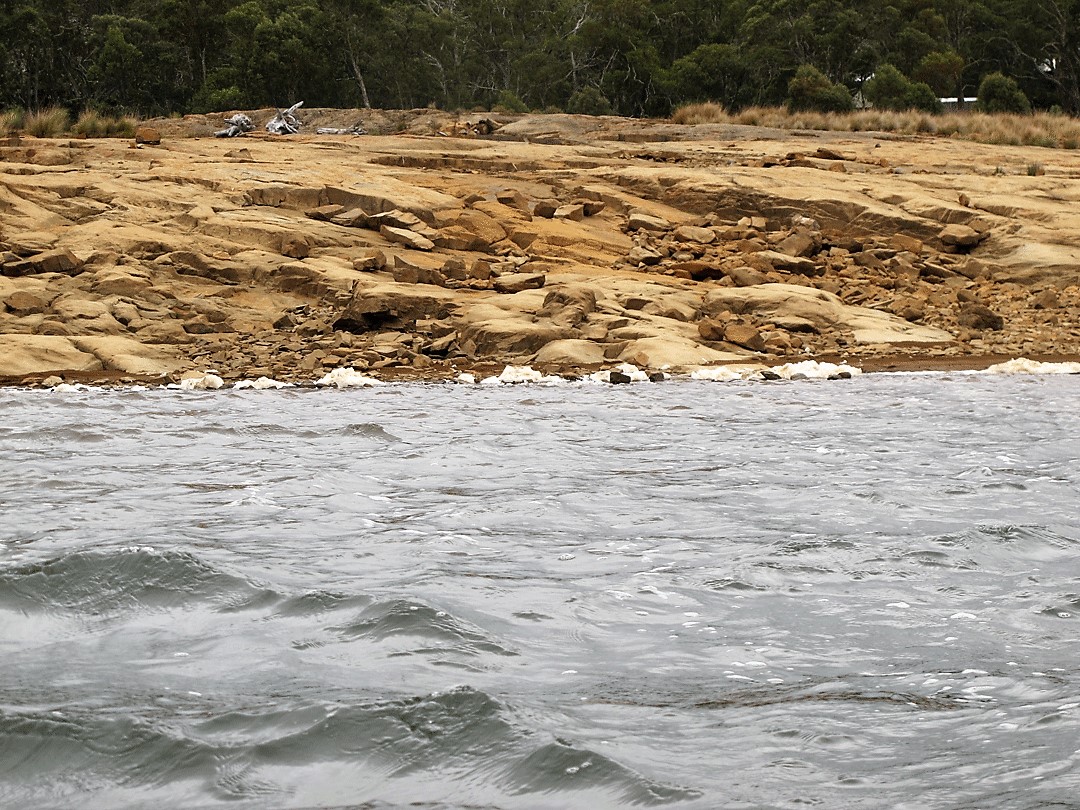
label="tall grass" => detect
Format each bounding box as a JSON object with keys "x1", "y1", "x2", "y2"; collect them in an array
[
  {"x1": 71, "y1": 109, "x2": 138, "y2": 138},
  {"x1": 0, "y1": 107, "x2": 25, "y2": 135},
  {"x1": 670, "y1": 102, "x2": 1080, "y2": 150},
  {"x1": 24, "y1": 106, "x2": 71, "y2": 137}
]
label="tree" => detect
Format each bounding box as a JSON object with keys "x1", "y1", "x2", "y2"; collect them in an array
[
  {"x1": 864, "y1": 63, "x2": 942, "y2": 112},
  {"x1": 787, "y1": 63, "x2": 854, "y2": 112}
]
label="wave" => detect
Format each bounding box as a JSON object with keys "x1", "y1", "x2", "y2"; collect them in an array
[{"x1": 0, "y1": 548, "x2": 276, "y2": 617}]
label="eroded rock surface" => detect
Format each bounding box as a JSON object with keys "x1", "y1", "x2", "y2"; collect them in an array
[{"x1": 2, "y1": 110, "x2": 1079, "y2": 384}]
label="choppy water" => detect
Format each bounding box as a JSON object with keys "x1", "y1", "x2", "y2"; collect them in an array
[{"x1": 1, "y1": 373, "x2": 1079, "y2": 809}]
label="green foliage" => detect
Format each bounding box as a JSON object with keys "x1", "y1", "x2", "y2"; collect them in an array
[
  {"x1": 786, "y1": 65, "x2": 853, "y2": 113},
  {"x1": 492, "y1": 90, "x2": 528, "y2": 114},
  {"x1": 977, "y1": 72, "x2": 1031, "y2": 114},
  {"x1": 912, "y1": 50, "x2": 964, "y2": 98},
  {"x1": 864, "y1": 64, "x2": 942, "y2": 113},
  {"x1": 566, "y1": 87, "x2": 613, "y2": 116}
]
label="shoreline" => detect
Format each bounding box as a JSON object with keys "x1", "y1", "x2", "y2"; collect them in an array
[{"x1": 5, "y1": 352, "x2": 1080, "y2": 390}]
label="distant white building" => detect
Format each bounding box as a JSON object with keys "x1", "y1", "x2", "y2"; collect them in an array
[{"x1": 939, "y1": 97, "x2": 978, "y2": 110}]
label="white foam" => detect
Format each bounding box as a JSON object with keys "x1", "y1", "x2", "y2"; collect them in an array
[
  {"x1": 49, "y1": 382, "x2": 90, "y2": 393},
  {"x1": 456, "y1": 372, "x2": 477, "y2": 384},
  {"x1": 985, "y1": 358, "x2": 1080, "y2": 375},
  {"x1": 690, "y1": 366, "x2": 762, "y2": 382},
  {"x1": 770, "y1": 360, "x2": 862, "y2": 380},
  {"x1": 233, "y1": 376, "x2": 292, "y2": 390},
  {"x1": 481, "y1": 365, "x2": 563, "y2": 385},
  {"x1": 176, "y1": 373, "x2": 224, "y2": 391},
  {"x1": 315, "y1": 367, "x2": 383, "y2": 388}
]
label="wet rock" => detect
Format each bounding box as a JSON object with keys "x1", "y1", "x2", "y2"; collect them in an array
[{"x1": 608, "y1": 370, "x2": 633, "y2": 384}]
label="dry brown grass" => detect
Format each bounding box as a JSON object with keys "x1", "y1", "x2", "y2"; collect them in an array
[
  {"x1": 0, "y1": 107, "x2": 25, "y2": 135},
  {"x1": 670, "y1": 101, "x2": 727, "y2": 124},
  {"x1": 24, "y1": 106, "x2": 71, "y2": 137},
  {"x1": 671, "y1": 104, "x2": 1080, "y2": 150},
  {"x1": 72, "y1": 110, "x2": 138, "y2": 138}
]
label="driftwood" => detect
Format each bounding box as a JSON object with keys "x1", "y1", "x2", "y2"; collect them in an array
[
  {"x1": 214, "y1": 114, "x2": 254, "y2": 138},
  {"x1": 266, "y1": 101, "x2": 303, "y2": 135},
  {"x1": 316, "y1": 124, "x2": 367, "y2": 136}
]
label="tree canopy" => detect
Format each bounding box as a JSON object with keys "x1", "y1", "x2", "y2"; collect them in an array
[{"x1": 0, "y1": 0, "x2": 1074, "y2": 116}]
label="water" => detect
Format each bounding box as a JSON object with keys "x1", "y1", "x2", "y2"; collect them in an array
[{"x1": 1, "y1": 373, "x2": 1079, "y2": 809}]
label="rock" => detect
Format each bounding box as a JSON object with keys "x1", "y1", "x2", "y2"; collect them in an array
[
  {"x1": 1032, "y1": 289, "x2": 1060, "y2": 309},
  {"x1": 134, "y1": 127, "x2": 161, "y2": 145},
  {"x1": 608, "y1": 371, "x2": 633, "y2": 384},
  {"x1": 698, "y1": 318, "x2": 727, "y2": 341},
  {"x1": 755, "y1": 250, "x2": 822, "y2": 275},
  {"x1": 493, "y1": 273, "x2": 546, "y2": 294},
  {"x1": 774, "y1": 229, "x2": 819, "y2": 258},
  {"x1": 627, "y1": 211, "x2": 671, "y2": 232},
  {"x1": 0, "y1": 335, "x2": 103, "y2": 376},
  {"x1": 724, "y1": 265, "x2": 768, "y2": 287},
  {"x1": 534, "y1": 339, "x2": 606, "y2": 366},
  {"x1": 379, "y1": 225, "x2": 434, "y2": 251},
  {"x1": 306, "y1": 204, "x2": 346, "y2": 221},
  {"x1": 2, "y1": 248, "x2": 84, "y2": 278},
  {"x1": 530, "y1": 200, "x2": 558, "y2": 218},
  {"x1": 281, "y1": 235, "x2": 311, "y2": 259},
  {"x1": 457, "y1": 318, "x2": 572, "y2": 357},
  {"x1": 889, "y1": 234, "x2": 924, "y2": 254},
  {"x1": 496, "y1": 188, "x2": 531, "y2": 211},
  {"x1": 554, "y1": 204, "x2": 586, "y2": 221},
  {"x1": 673, "y1": 225, "x2": 716, "y2": 244},
  {"x1": 4, "y1": 290, "x2": 48, "y2": 315},
  {"x1": 958, "y1": 302, "x2": 1004, "y2": 330},
  {"x1": 392, "y1": 256, "x2": 447, "y2": 286},
  {"x1": 353, "y1": 249, "x2": 387, "y2": 272},
  {"x1": 723, "y1": 323, "x2": 767, "y2": 352},
  {"x1": 627, "y1": 245, "x2": 663, "y2": 265},
  {"x1": 939, "y1": 224, "x2": 984, "y2": 250},
  {"x1": 333, "y1": 286, "x2": 455, "y2": 333},
  {"x1": 580, "y1": 200, "x2": 606, "y2": 216}
]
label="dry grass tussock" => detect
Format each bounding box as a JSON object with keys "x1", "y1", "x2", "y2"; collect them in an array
[
  {"x1": 671, "y1": 103, "x2": 1080, "y2": 149},
  {"x1": 0, "y1": 106, "x2": 138, "y2": 138}
]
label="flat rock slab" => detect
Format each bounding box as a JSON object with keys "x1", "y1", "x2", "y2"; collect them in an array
[{"x1": 0, "y1": 335, "x2": 104, "y2": 376}]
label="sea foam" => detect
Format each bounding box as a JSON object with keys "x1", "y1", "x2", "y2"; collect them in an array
[
  {"x1": 985, "y1": 358, "x2": 1080, "y2": 375},
  {"x1": 233, "y1": 376, "x2": 292, "y2": 390},
  {"x1": 176, "y1": 372, "x2": 224, "y2": 390},
  {"x1": 315, "y1": 367, "x2": 384, "y2": 388}
]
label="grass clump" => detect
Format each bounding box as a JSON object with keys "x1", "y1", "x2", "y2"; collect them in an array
[
  {"x1": 24, "y1": 106, "x2": 71, "y2": 137},
  {"x1": 0, "y1": 107, "x2": 25, "y2": 134},
  {"x1": 671, "y1": 101, "x2": 728, "y2": 125}
]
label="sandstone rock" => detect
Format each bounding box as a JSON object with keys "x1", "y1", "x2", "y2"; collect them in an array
[
  {"x1": 627, "y1": 245, "x2": 663, "y2": 265},
  {"x1": 698, "y1": 318, "x2": 727, "y2": 341},
  {"x1": 889, "y1": 234, "x2": 923, "y2": 254},
  {"x1": 334, "y1": 286, "x2": 455, "y2": 333},
  {"x1": 496, "y1": 188, "x2": 531, "y2": 211},
  {"x1": 554, "y1": 204, "x2": 585, "y2": 221},
  {"x1": 393, "y1": 256, "x2": 447, "y2": 286},
  {"x1": 379, "y1": 225, "x2": 434, "y2": 251},
  {"x1": 958, "y1": 302, "x2": 1004, "y2": 330},
  {"x1": 532, "y1": 200, "x2": 559, "y2": 218},
  {"x1": 627, "y1": 211, "x2": 671, "y2": 232},
  {"x1": 755, "y1": 250, "x2": 821, "y2": 275},
  {"x1": 534, "y1": 339, "x2": 606, "y2": 366},
  {"x1": 673, "y1": 225, "x2": 716, "y2": 244},
  {"x1": 493, "y1": 273, "x2": 545, "y2": 294},
  {"x1": 458, "y1": 318, "x2": 572, "y2": 357},
  {"x1": 1032, "y1": 289, "x2": 1060, "y2": 309},
  {"x1": 580, "y1": 200, "x2": 606, "y2": 216},
  {"x1": 306, "y1": 204, "x2": 346, "y2": 221},
  {"x1": 134, "y1": 127, "x2": 161, "y2": 145},
  {"x1": 4, "y1": 290, "x2": 47, "y2": 315},
  {"x1": 724, "y1": 323, "x2": 767, "y2": 352},
  {"x1": 2, "y1": 248, "x2": 84, "y2": 278},
  {"x1": 281, "y1": 235, "x2": 311, "y2": 259},
  {"x1": 0, "y1": 335, "x2": 103, "y2": 376},
  {"x1": 724, "y1": 265, "x2": 768, "y2": 287},
  {"x1": 774, "y1": 229, "x2": 818, "y2": 258},
  {"x1": 70, "y1": 336, "x2": 181, "y2": 375},
  {"x1": 939, "y1": 224, "x2": 984, "y2": 249},
  {"x1": 353, "y1": 249, "x2": 386, "y2": 272}
]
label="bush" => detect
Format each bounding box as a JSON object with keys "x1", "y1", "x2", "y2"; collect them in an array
[
  {"x1": 671, "y1": 101, "x2": 727, "y2": 124},
  {"x1": 787, "y1": 65, "x2": 853, "y2": 113},
  {"x1": 492, "y1": 90, "x2": 528, "y2": 114},
  {"x1": 977, "y1": 72, "x2": 1031, "y2": 115},
  {"x1": 566, "y1": 86, "x2": 612, "y2": 116},
  {"x1": 189, "y1": 84, "x2": 247, "y2": 114},
  {"x1": 864, "y1": 64, "x2": 942, "y2": 113},
  {"x1": 24, "y1": 107, "x2": 71, "y2": 137},
  {"x1": 0, "y1": 107, "x2": 25, "y2": 134}
]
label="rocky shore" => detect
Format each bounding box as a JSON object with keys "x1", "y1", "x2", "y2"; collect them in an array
[{"x1": 2, "y1": 109, "x2": 1079, "y2": 387}]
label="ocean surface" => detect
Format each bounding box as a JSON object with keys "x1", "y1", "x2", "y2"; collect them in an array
[{"x1": 1, "y1": 372, "x2": 1079, "y2": 809}]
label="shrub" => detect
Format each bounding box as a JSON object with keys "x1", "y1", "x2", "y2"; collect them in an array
[
  {"x1": 492, "y1": 90, "x2": 528, "y2": 114},
  {"x1": 977, "y1": 72, "x2": 1031, "y2": 115},
  {"x1": 787, "y1": 65, "x2": 854, "y2": 113},
  {"x1": 864, "y1": 64, "x2": 942, "y2": 113},
  {"x1": 0, "y1": 107, "x2": 25, "y2": 134},
  {"x1": 24, "y1": 107, "x2": 71, "y2": 137},
  {"x1": 71, "y1": 110, "x2": 107, "y2": 137},
  {"x1": 566, "y1": 86, "x2": 612, "y2": 116}
]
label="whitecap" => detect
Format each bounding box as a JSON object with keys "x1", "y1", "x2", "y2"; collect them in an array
[
  {"x1": 690, "y1": 365, "x2": 762, "y2": 382},
  {"x1": 587, "y1": 363, "x2": 650, "y2": 383},
  {"x1": 769, "y1": 360, "x2": 862, "y2": 380},
  {"x1": 481, "y1": 365, "x2": 563, "y2": 385}
]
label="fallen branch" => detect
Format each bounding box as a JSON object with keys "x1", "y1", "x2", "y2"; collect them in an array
[{"x1": 266, "y1": 101, "x2": 304, "y2": 135}]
